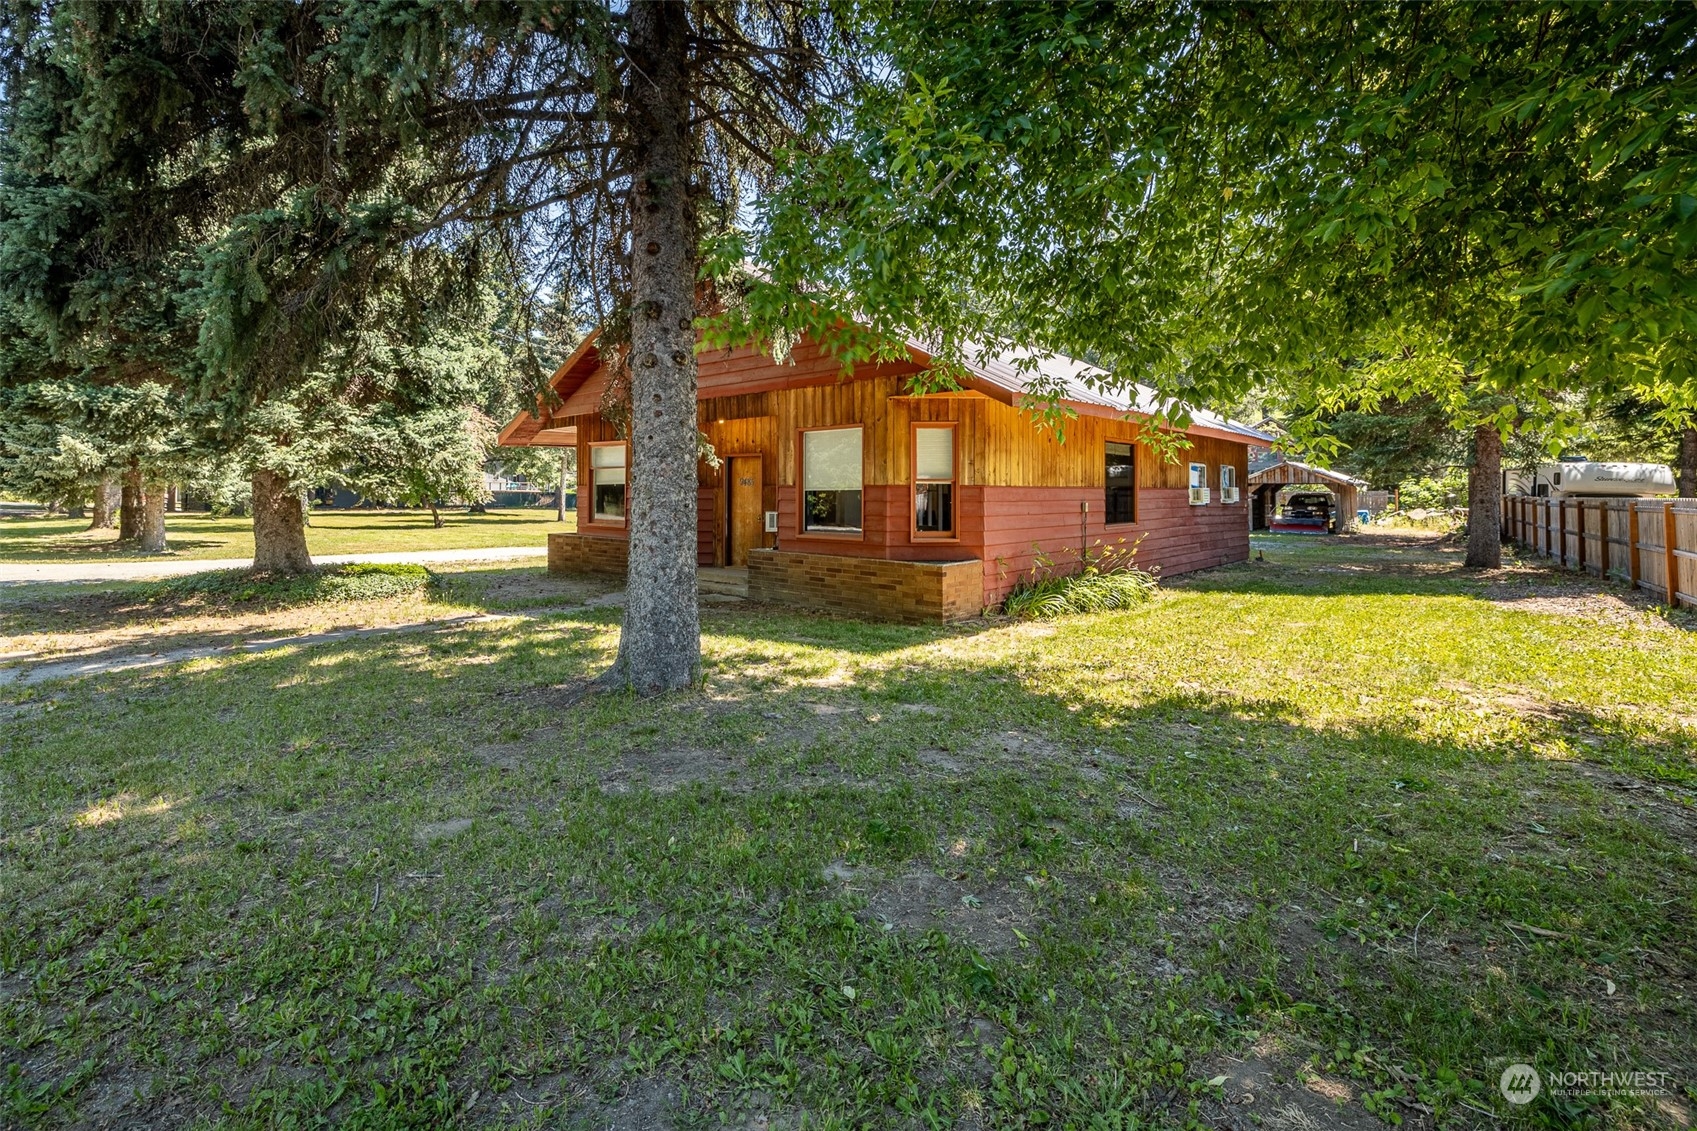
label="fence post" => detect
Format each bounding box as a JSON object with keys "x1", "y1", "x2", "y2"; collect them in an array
[
  {"x1": 1568, "y1": 499, "x2": 1581, "y2": 573},
  {"x1": 1622, "y1": 502, "x2": 1635, "y2": 590},
  {"x1": 1667, "y1": 502, "x2": 1683, "y2": 608},
  {"x1": 1556, "y1": 500, "x2": 1568, "y2": 567}
]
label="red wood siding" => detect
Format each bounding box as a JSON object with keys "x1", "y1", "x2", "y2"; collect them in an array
[
  {"x1": 533, "y1": 329, "x2": 1257, "y2": 603},
  {"x1": 978, "y1": 485, "x2": 1248, "y2": 603}
]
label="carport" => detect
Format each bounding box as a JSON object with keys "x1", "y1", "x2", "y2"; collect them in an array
[{"x1": 1248, "y1": 459, "x2": 1366, "y2": 533}]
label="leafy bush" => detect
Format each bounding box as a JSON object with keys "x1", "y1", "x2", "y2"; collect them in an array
[
  {"x1": 1394, "y1": 470, "x2": 1467, "y2": 511},
  {"x1": 1000, "y1": 538, "x2": 1157, "y2": 618},
  {"x1": 147, "y1": 563, "x2": 434, "y2": 607}
]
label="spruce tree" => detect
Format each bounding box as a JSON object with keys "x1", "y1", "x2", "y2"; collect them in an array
[{"x1": 58, "y1": 0, "x2": 857, "y2": 691}]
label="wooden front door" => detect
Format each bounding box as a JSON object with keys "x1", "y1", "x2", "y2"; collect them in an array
[{"x1": 726, "y1": 455, "x2": 763, "y2": 567}]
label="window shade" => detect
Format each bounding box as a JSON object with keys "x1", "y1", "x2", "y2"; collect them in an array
[
  {"x1": 915, "y1": 428, "x2": 953, "y2": 481},
  {"x1": 803, "y1": 428, "x2": 862, "y2": 491},
  {"x1": 591, "y1": 445, "x2": 624, "y2": 470}
]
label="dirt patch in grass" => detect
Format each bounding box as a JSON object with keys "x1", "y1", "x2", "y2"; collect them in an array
[
  {"x1": 1483, "y1": 588, "x2": 1677, "y2": 628},
  {"x1": 477, "y1": 1071, "x2": 590, "y2": 1123},
  {"x1": 914, "y1": 728, "x2": 1123, "y2": 781},
  {"x1": 601, "y1": 747, "x2": 743, "y2": 794},
  {"x1": 857, "y1": 868, "x2": 1035, "y2": 956},
  {"x1": 1195, "y1": 1046, "x2": 1393, "y2": 1131},
  {"x1": 573, "y1": 1076, "x2": 683, "y2": 1129},
  {"x1": 433, "y1": 565, "x2": 616, "y2": 611}
]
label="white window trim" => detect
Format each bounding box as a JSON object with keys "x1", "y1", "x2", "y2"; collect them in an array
[
  {"x1": 1188, "y1": 462, "x2": 1211, "y2": 506},
  {"x1": 588, "y1": 441, "x2": 628, "y2": 525},
  {"x1": 1220, "y1": 464, "x2": 1240, "y2": 504}
]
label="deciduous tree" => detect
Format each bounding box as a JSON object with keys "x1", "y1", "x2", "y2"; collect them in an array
[{"x1": 747, "y1": 2, "x2": 1697, "y2": 567}]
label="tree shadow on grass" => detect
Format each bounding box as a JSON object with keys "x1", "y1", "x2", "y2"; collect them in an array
[
  {"x1": 306, "y1": 509, "x2": 561, "y2": 531},
  {"x1": 0, "y1": 568, "x2": 624, "y2": 676},
  {"x1": 0, "y1": 534, "x2": 242, "y2": 563},
  {"x1": 4, "y1": 605, "x2": 1693, "y2": 1128},
  {"x1": 1185, "y1": 534, "x2": 1697, "y2": 636}
]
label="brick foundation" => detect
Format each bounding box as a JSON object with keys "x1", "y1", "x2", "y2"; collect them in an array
[
  {"x1": 547, "y1": 532, "x2": 629, "y2": 576},
  {"x1": 748, "y1": 549, "x2": 982, "y2": 623}
]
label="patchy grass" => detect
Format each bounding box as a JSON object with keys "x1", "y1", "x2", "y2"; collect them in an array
[
  {"x1": 0, "y1": 565, "x2": 616, "y2": 670},
  {"x1": 0, "y1": 508, "x2": 572, "y2": 564},
  {"x1": 1, "y1": 531, "x2": 1693, "y2": 1130}
]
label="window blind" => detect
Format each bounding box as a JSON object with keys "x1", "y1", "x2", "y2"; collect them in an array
[
  {"x1": 915, "y1": 428, "x2": 953, "y2": 481},
  {"x1": 803, "y1": 428, "x2": 862, "y2": 491}
]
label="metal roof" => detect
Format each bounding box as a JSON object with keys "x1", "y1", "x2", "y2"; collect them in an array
[
  {"x1": 1248, "y1": 457, "x2": 1369, "y2": 488},
  {"x1": 910, "y1": 341, "x2": 1275, "y2": 444}
]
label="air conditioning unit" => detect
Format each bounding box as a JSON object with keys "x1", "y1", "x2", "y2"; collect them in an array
[
  {"x1": 1189, "y1": 486, "x2": 1211, "y2": 505},
  {"x1": 1221, "y1": 487, "x2": 1240, "y2": 504},
  {"x1": 763, "y1": 510, "x2": 779, "y2": 533}
]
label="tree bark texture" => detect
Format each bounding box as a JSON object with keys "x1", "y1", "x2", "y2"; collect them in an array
[
  {"x1": 1465, "y1": 423, "x2": 1503, "y2": 568},
  {"x1": 251, "y1": 468, "x2": 314, "y2": 573},
  {"x1": 1680, "y1": 425, "x2": 1697, "y2": 499},
  {"x1": 119, "y1": 465, "x2": 141, "y2": 541},
  {"x1": 136, "y1": 480, "x2": 168, "y2": 553},
  {"x1": 609, "y1": 0, "x2": 701, "y2": 694},
  {"x1": 89, "y1": 472, "x2": 119, "y2": 530}
]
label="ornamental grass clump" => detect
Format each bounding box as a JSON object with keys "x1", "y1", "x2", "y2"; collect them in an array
[{"x1": 1001, "y1": 538, "x2": 1157, "y2": 618}]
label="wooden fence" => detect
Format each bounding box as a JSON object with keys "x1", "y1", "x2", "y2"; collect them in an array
[{"x1": 1503, "y1": 495, "x2": 1697, "y2": 608}]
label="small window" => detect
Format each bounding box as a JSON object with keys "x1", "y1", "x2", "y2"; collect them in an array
[
  {"x1": 914, "y1": 425, "x2": 955, "y2": 537},
  {"x1": 1188, "y1": 462, "x2": 1211, "y2": 505},
  {"x1": 802, "y1": 427, "x2": 863, "y2": 534},
  {"x1": 1220, "y1": 464, "x2": 1239, "y2": 504},
  {"x1": 590, "y1": 443, "x2": 627, "y2": 523},
  {"x1": 1105, "y1": 441, "x2": 1136, "y2": 525}
]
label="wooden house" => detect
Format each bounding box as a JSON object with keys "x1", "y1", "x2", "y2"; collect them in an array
[{"x1": 498, "y1": 329, "x2": 1271, "y2": 621}]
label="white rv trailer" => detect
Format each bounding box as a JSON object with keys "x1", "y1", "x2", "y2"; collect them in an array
[{"x1": 1510, "y1": 461, "x2": 1677, "y2": 498}]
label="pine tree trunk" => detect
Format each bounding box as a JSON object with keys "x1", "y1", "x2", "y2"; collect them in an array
[
  {"x1": 609, "y1": 0, "x2": 701, "y2": 694},
  {"x1": 1465, "y1": 423, "x2": 1503, "y2": 568},
  {"x1": 136, "y1": 480, "x2": 168, "y2": 553},
  {"x1": 89, "y1": 472, "x2": 119, "y2": 530},
  {"x1": 119, "y1": 465, "x2": 142, "y2": 541},
  {"x1": 1679, "y1": 425, "x2": 1697, "y2": 498},
  {"x1": 251, "y1": 468, "x2": 314, "y2": 573}
]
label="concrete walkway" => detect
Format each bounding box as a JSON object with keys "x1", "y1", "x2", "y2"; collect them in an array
[{"x1": 0, "y1": 546, "x2": 546, "y2": 586}]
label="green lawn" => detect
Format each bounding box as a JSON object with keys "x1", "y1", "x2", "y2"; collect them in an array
[
  {"x1": 0, "y1": 508, "x2": 573, "y2": 563},
  {"x1": 1, "y1": 533, "x2": 1693, "y2": 1129}
]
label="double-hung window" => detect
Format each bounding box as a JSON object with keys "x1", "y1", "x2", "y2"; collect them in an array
[
  {"x1": 1220, "y1": 464, "x2": 1239, "y2": 503},
  {"x1": 589, "y1": 442, "x2": 627, "y2": 523},
  {"x1": 801, "y1": 427, "x2": 863, "y2": 534},
  {"x1": 913, "y1": 425, "x2": 956, "y2": 537},
  {"x1": 1105, "y1": 441, "x2": 1136, "y2": 525}
]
